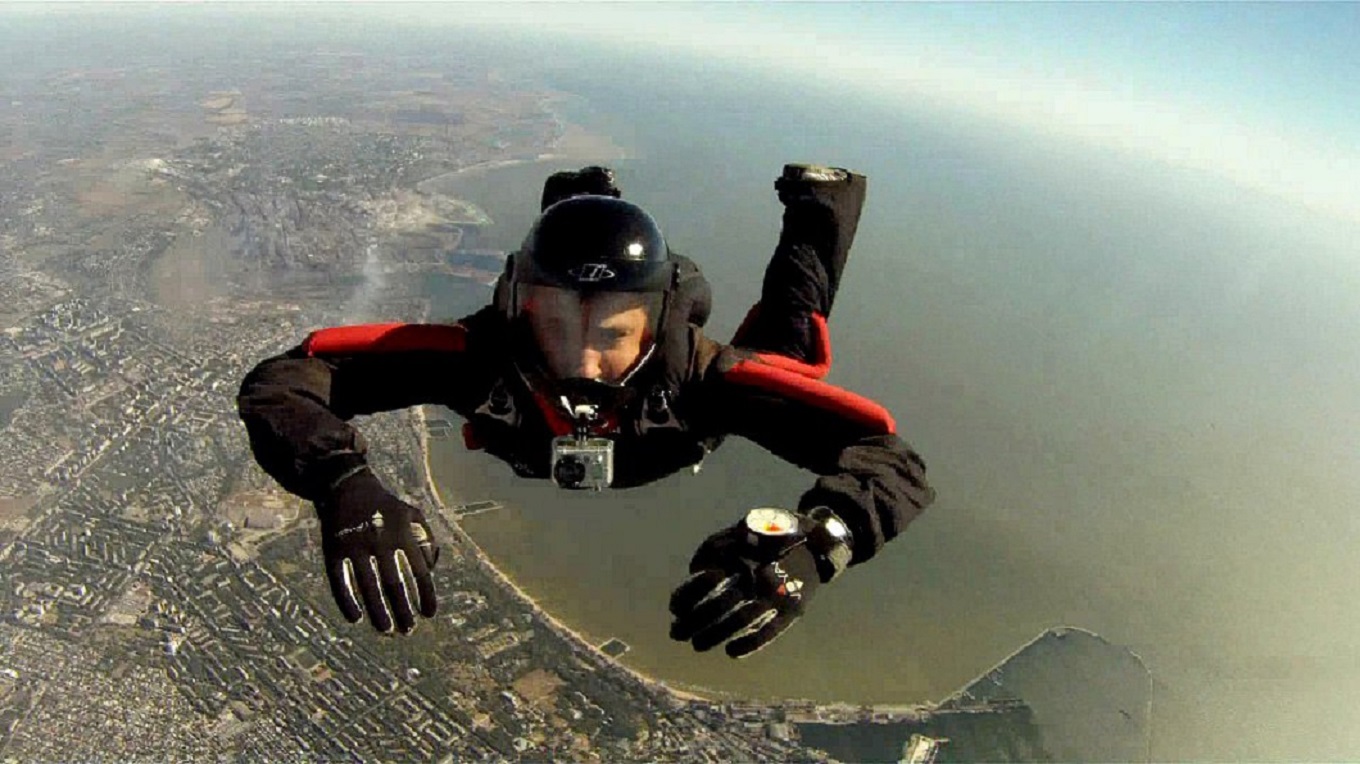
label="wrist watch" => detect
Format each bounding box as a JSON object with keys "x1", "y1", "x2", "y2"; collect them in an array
[
  {"x1": 742, "y1": 507, "x2": 804, "y2": 561},
  {"x1": 780, "y1": 163, "x2": 850, "y2": 184},
  {"x1": 801, "y1": 506, "x2": 854, "y2": 583},
  {"x1": 744, "y1": 507, "x2": 801, "y2": 536},
  {"x1": 741, "y1": 507, "x2": 853, "y2": 582}
]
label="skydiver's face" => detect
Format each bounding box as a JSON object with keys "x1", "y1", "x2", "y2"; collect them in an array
[{"x1": 519, "y1": 284, "x2": 657, "y2": 383}]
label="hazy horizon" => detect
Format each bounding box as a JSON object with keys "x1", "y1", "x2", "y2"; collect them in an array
[
  {"x1": 5, "y1": 3, "x2": 1360, "y2": 760},
  {"x1": 406, "y1": 7, "x2": 1360, "y2": 760}
]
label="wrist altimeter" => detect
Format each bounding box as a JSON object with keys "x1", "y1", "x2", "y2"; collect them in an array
[{"x1": 741, "y1": 507, "x2": 853, "y2": 582}]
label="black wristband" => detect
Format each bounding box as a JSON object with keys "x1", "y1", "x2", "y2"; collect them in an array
[
  {"x1": 800, "y1": 506, "x2": 854, "y2": 583},
  {"x1": 312, "y1": 453, "x2": 370, "y2": 504}
]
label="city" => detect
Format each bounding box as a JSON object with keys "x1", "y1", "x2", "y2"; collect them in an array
[
  {"x1": 0, "y1": 26, "x2": 1150, "y2": 762},
  {"x1": 0, "y1": 41, "x2": 837, "y2": 762}
]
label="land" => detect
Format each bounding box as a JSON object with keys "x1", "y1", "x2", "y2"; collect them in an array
[
  {"x1": 0, "y1": 26, "x2": 1148, "y2": 764},
  {"x1": 0, "y1": 36, "x2": 828, "y2": 763}
]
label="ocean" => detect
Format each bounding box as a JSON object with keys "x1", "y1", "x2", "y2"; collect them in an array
[{"x1": 423, "y1": 39, "x2": 1360, "y2": 761}]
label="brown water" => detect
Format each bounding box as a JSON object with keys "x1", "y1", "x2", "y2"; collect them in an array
[
  {"x1": 422, "y1": 48, "x2": 1360, "y2": 763},
  {"x1": 18, "y1": 6, "x2": 1355, "y2": 760}
]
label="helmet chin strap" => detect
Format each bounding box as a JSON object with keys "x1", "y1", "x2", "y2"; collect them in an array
[
  {"x1": 507, "y1": 288, "x2": 665, "y2": 437},
  {"x1": 616, "y1": 341, "x2": 657, "y2": 387}
]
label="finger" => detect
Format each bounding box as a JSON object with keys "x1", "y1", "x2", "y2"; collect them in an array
[
  {"x1": 692, "y1": 601, "x2": 774, "y2": 653},
  {"x1": 669, "y1": 570, "x2": 733, "y2": 617},
  {"x1": 356, "y1": 555, "x2": 394, "y2": 633},
  {"x1": 378, "y1": 552, "x2": 416, "y2": 634},
  {"x1": 401, "y1": 518, "x2": 438, "y2": 618},
  {"x1": 397, "y1": 545, "x2": 438, "y2": 619},
  {"x1": 726, "y1": 609, "x2": 800, "y2": 659},
  {"x1": 669, "y1": 580, "x2": 747, "y2": 643},
  {"x1": 411, "y1": 519, "x2": 438, "y2": 570},
  {"x1": 326, "y1": 557, "x2": 363, "y2": 623}
]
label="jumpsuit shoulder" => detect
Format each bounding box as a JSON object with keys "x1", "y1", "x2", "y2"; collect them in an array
[
  {"x1": 687, "y1": 333, "x2": 895, "y2": 437},
  {"x1": 299, "y1": 304, "x2": 506, "y2": 358},
  {"x1": 240, "y1": 308, "x2": 504, "y2": 420}
]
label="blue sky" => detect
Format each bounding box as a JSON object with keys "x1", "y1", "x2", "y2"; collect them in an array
[
  {"x1": 838, "y1": 2, "x2": 1360, "y2": 140},
  {"x1": 7, "y1": 1, "x2": 1357, "y2": 223},
  {"x1": 425, "y1": 1, "x2": 1360, "y2": 225}
]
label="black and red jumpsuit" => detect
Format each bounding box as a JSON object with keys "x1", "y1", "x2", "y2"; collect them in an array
[{"x1": 237, "y1": 174, "x2": 935, "y2": 567}]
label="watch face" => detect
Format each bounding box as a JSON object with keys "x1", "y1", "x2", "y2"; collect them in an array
[{"x1": 745, "y1": 507, "x2": 799, "y2": 537}]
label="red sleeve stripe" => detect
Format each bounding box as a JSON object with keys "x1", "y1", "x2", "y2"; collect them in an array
[
  {"x1": 725, "y1": 358, "x2": 896, "y2": 434},
  {"x1": 731, "y1": 305, "x2": 833, "y2": 380},
  {"x1": 302, "y1": 323, "x2": 467, "y2": 356}
]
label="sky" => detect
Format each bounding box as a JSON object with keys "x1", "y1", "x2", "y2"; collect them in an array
[
  {"x1": 10, "y1": 0, "x2": 1357, "y2": 223},
  {"x1": 396, "y1": 1, "x2": 1360, "y2": 227},
  {"x1": 401, "y1": 6, "x2": 1360, "y2": 755},
  {"x1": 2, "y1": 2, "x2": 1356, "y2": 757}
]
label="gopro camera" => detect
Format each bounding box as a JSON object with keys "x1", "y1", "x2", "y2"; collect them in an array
[{"x1": 551, "y1": 436, "x2": 614, "y2": 490}]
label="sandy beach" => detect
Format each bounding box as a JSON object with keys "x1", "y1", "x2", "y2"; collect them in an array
[
  {"x1": 412, "y1": 405, "x2": 710, "y2": 705},
  {"x1": 402, "y1": 107, "x2": 705, "y2": 704},
  {"x1": 414, "y1": 97, "x2": 629, "y2": 197}
]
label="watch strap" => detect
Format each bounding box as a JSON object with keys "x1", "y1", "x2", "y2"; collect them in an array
[{"x1": 800, "y1": 506, "x2": 854, "y2": 583}]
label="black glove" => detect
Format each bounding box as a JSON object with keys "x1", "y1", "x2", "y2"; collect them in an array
[
  {"x1": 669, "y1": 508, "x2": 829, "y2": 659},
  {"x1": 315, "y1": 467, "x2": 439, "y2": 634},
  {"x1": 774, "y1": 163, "x2": 856, "y2": 206},
  {"x1": 540, "y1": 165, "x2": 621, "y2": 210},
  {"x1": 766, "y1": 164, "x2": 867, "y2": 321}
]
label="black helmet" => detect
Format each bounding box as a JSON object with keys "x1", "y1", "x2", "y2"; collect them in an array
[
  {"x1": 510, "y1": 195, "x2": 675, "y2": 299},
  {"x1": 497, "y1": 196, "x2": 679, "y2": 395}
]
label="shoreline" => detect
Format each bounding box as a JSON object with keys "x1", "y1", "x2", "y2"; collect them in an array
[
  {"x1": 412, "y1": 404, "x2": 713, "y2": 705},
  {"x1": 415, "y1": 102, "x2": 630, "y2": 195}
]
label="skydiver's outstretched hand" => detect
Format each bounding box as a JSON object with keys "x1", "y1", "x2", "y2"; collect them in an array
[
  {"x1": 774, "y1": 163, "x2": 863, "y2": 206},
  {"x1": 315, "y1": 467, "x2": 439, "y2": 634},
  {"x1": 669, "y1": 509, "x2": 824, "y2": 659},
  {"x1": 540, "y1": 165, "x2": 621, "y2": 210}
]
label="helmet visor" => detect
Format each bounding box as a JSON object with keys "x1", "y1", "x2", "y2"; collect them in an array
[{"x1": 515, "y1": 283, "x2": 663, "y2": 384}]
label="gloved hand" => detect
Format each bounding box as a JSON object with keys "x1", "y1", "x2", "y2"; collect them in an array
[
  {"x1": 768, "y1": 164, "x2": 867, "y2": 320},
  {"x1": 669, "y1": 508, "x2": 831, "y2": 658},
  {"x1": 315, "y1": 467, "x2": 439, "y2": 634},
  {"x1": 774, "y1": 163, "x2": 858, "y2": 206},
  {"x1": 540, "y1": 165, "x2": 621, "y2": 210}
]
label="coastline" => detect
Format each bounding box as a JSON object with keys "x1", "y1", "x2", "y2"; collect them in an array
[
  {"x1": 415, "y1": 99, "x2": 629, "y2": 196},
  {"x1": 412, "y1": 404, "x2": 711, "y2": 705},
  {"x1": 403, "y1": 105, "x2": 691, "y2": 704}
]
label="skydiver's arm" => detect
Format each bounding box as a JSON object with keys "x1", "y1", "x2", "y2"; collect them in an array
[
  {"x1": 692, "y1": 344, "x2": 935, "y2": 565},
  {"x1": 731, "y1": 166, "x2": 867, "y2": 358},
  {"x1": 236, "y1": 322, "x2": 474, "y2": 501}
]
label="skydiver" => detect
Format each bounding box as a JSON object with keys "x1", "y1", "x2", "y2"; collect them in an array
[{"x1": 237, "y1": 164, "x2": 935, "y2": 658}]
